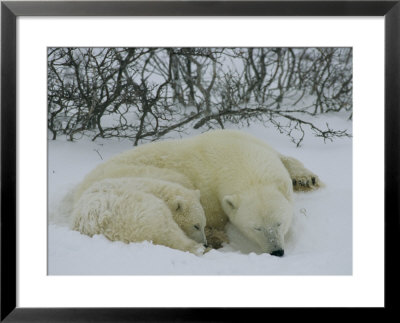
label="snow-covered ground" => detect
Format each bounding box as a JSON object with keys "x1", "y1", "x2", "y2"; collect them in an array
[{"x1": 48, "y1": 116, "x2": 352, "y2": 275}]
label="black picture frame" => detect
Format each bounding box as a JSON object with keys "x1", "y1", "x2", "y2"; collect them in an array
[{"x1": 1, "y1": 1, "x2": 399, "y2": 321}]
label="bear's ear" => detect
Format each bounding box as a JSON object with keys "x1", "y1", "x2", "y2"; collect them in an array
[
  {"x1": 222, "y1": 195, "x2": 238, "y2": 214},
  {"x1": 175, "y1": 196, "x2": 184, "y2": 211},
  {"x1": 175, "y1": 200, "x2": 182, "y2": 211}
]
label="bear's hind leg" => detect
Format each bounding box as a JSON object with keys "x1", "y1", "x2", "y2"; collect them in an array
[{"x1": 279, "y1": 155, "x2": 322, "y2": 191}]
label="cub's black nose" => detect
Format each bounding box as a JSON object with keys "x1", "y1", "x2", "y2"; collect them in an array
[{"x1": 270, "y1": 249, "x2": 284, "y2": 257}]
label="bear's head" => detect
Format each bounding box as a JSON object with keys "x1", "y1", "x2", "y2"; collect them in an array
[
  {"x1": 221, "y1": 185, "x2": 293, "y2": 256},
  {"x1": 168, "y1": 189, "x2": 207, "y2": 247}
]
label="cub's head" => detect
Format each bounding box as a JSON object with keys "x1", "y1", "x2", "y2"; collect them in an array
[
  {"x1": 168, "y1": 189, "x2": 207, "y2": 247},
  {"x1": 221, "y1": 185, "x2": 293, "y2": 256}
]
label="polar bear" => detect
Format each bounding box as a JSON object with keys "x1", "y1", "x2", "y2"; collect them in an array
[
  {"x1": 72, "y1": 188, "x2": 205, "y2": 255},
  {"x1": 73, "y1": 177, "x2": 207, "y2": 245},
  {"x1": 76, "y1": 129, "x2": 305, "y2": 256}
]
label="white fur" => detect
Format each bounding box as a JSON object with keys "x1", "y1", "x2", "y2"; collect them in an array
[
  {"x1": 74, "y1": 177, "x2": 207, "y2": 245},
  {"x1": 72, "y1": 183, "x2": 205, "y2": 255},
  {"x1": 74, "y1": 164, "x2": 195, "y2": 201},
  {"x1": 76, "y1": 130, "x2": 295, "y2": 254}
]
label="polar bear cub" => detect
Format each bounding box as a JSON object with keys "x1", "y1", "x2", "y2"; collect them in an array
[
  {"x1": 72, "y1": 188, "x2": 205, "y2": 255},
  {"x1": 71, "y1": 177, "x2": 207, "y2": 252}
]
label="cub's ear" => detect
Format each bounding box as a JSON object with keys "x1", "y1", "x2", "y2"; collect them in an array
[
  {"x1": 222, "y1": 195, "x2": 238, "y2": 214},
  {"x1": 175, "y1": 202, "x2": 181, "y2": 211},
  {"x1": 175, "y1": 197, "x2": 183, "y2": 211}
]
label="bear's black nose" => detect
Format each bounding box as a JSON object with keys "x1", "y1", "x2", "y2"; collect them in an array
[{"x1": 270, "y1": 249, "x2": 284, "y2": 257}]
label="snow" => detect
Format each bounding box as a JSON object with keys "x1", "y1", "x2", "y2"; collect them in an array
[{"x1": 48, "y1": 116, "x2": 352, "y2": 275}]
